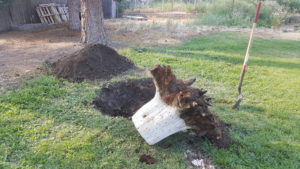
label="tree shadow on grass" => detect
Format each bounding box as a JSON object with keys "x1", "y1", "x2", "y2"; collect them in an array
[
  {"x1": 238, "y1": 105, "x2": 265, "y2": 114},
  {"x1": 150, "y1": 49, "x2": 300, "y2": 70}
]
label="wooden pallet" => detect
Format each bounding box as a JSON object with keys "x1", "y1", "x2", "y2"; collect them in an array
[{"x1": 36, "y1": 3, "x2": 68, "y2": 24}]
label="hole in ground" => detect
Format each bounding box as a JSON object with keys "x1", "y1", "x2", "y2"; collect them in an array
[{"x1": 93, "y1": 78, "x2": 155, "y2": 118}]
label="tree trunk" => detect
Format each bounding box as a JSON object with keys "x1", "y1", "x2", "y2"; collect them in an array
[
  {"x1": 132, "y1": 65, "x2": 222, "y2": 145},
  {"x1": 68, "y1": 0, "x2": 81, "y2": 30},
  {"x1": 80, "y1": 0, "x2": 109, "y2": 44}
]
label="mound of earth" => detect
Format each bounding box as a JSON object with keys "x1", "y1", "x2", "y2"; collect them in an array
[
  {"x1": 52, "y1": 43, "x2": 135, "y2": 82},
  {"x1": 93, "y1": 78, "x2": 155, "y2": 117},
  {"x1": 93, "y1": 78, "x2": 232, "y2": 148}
]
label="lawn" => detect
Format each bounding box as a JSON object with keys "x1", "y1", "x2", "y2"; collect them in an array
[{"x1": 1, "y1": 32, "x2": 299, "y2": 169}]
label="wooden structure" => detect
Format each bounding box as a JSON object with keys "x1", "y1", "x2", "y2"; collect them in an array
[
  {"x1": 0, "y1": 0, "x2": 118, "y2": 32},
  {"x1": 36, "y1": 3, "x2": 68, "y2": 24}
]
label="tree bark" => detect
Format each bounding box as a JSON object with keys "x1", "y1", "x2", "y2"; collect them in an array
[
  {"x1": 68, "y1": 0, "x2": 81, "y2": 30},
  {"x1": 132, "y1": 65, "x2": 222, "y2": 145},
  {"x1": 80, "y1": 0, "x2": 109, "y2": 44}
]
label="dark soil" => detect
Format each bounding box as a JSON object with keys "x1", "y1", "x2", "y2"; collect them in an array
[
  {"x1": 139, "y1": 154, "x2": 156, "y2": 164},
  {"x1": 93, "y1": 78, "x2": 232, "y2": 148},
  {"x1": 205, "y1": 122, "x2": 232, "y2": 149},
  {"x1": 52, "y1": 43, "x2": 135, "y2": 82},
  {"x1": 186, "y1": 122, "x2": 232, "y2": 149},
  {"x1": 93, "y1": 78, "x2": 155, "y2": 117}
]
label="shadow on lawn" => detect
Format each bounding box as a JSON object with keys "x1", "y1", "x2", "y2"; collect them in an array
[
  {"x1": 151, "y1": 49, "x2": 300, "y2": 70},
  {"x1": 239, "y1": 105, "x2": 265, "y2": 114}
]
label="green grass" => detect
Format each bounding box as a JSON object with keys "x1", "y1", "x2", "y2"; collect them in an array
[{"x1": 1, "y1": 32, "x2": 300, "y2": 169}]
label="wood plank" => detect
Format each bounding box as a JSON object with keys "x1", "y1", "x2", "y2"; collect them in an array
[
  {"x1": 38, "y1": 7, "x2": 50, "y2": 24},
  {"x1": 36, "y1": 7, "x2": 46, "y2": 24},
  {"x1": 44, "y1": 7, "x2": 55, "y2": 24},
  {"x1": 49, "y1": 6, "x2": 62, "y2": 23},
  {"x1": 36, "y1": 3, "x2": 69, "y2": 25},
  {"x1": 57, "y1": 6, "x2": 68, "y2": 22}
]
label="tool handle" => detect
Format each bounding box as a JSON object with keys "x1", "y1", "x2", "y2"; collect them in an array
[
  {"x1": 237, "y1": 66, "x2": 246, "y2": 94},
  {"x1": 254, "y1": 1, "x2": 262, "y2": 23},
  {"x1": 233, "y1": 1, "x2": 262, "y2": 109},
  {"x1": 244, "y1": 1, "x2": 262, "y2": 66}
]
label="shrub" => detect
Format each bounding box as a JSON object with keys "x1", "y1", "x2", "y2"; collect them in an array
[
  {"x1": 276, "y1": 0, "x2": 300, "y2": 13},
  {"x1": 117, "y1": 0, "x2": 131, "y2": 15},
  {"x1": 150, "y1": 1, "x2": 210, "y2": 13},
  {"x1": 260, "y1": 1, "x2": 288, "y2": 27},
  {"x1": 188, "y1": 1, "x2": 212, "y2": 13},
  {"x1": 198, "y1": 0, "x2": 256, "y2": 27},
  {"x1": 198, "y1": 0, "x2": 289, "y2": 28}
]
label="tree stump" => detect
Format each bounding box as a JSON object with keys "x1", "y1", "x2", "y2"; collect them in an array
[{"x1": 132, "y1": 65, "x2": 222, "y2": 145}]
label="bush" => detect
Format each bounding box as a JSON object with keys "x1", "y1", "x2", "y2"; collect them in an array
[
  {"x1": 198, "y1": 0, "x2": 289, "y2": 28},
  {"x1": 150, "y1": 1, "x2": 210, "y2": 13},
  {"x1": 276, "y1": 0, "x2": 300, "y2": 13},
  {"x1": 117, "y1": 0, "x2": 131, "y2": 15},
  {"x1": 260, "y1": 1, "x2": 288, "y2": 27},
  {"x1": 187, "y1": 1, "x2": 211, "y2": 13},
  {"x1": 198, "y1": 0, "x2": 255, "y2": 27}
]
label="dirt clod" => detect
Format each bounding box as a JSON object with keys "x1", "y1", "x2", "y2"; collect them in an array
[
  {"x1": 52, "y1": 43, "x2": 135, "y2": 82},
  {"x1": 134, "y1": 148, "x2": 140, "y2": 153},
  {"x1": 93, "y1": 78, "x2": 155, "y2": 117},
  {"x1": 205, "y1": 122, "x2": 232, "y2": 149},
  {"x1": 139, "y1": 154, "x2": 156, "y2": 164}
]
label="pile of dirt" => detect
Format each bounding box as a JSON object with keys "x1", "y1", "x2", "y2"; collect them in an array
[
  {"x1": 93, "y1": 78, "x2": 232, "y2": 148},
  {"x1": 52, "y1": 44, "x2": 135, "y2": 82},
  {"x1": 93, "y1": 78, "x2": 155, "y2": 117}
]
